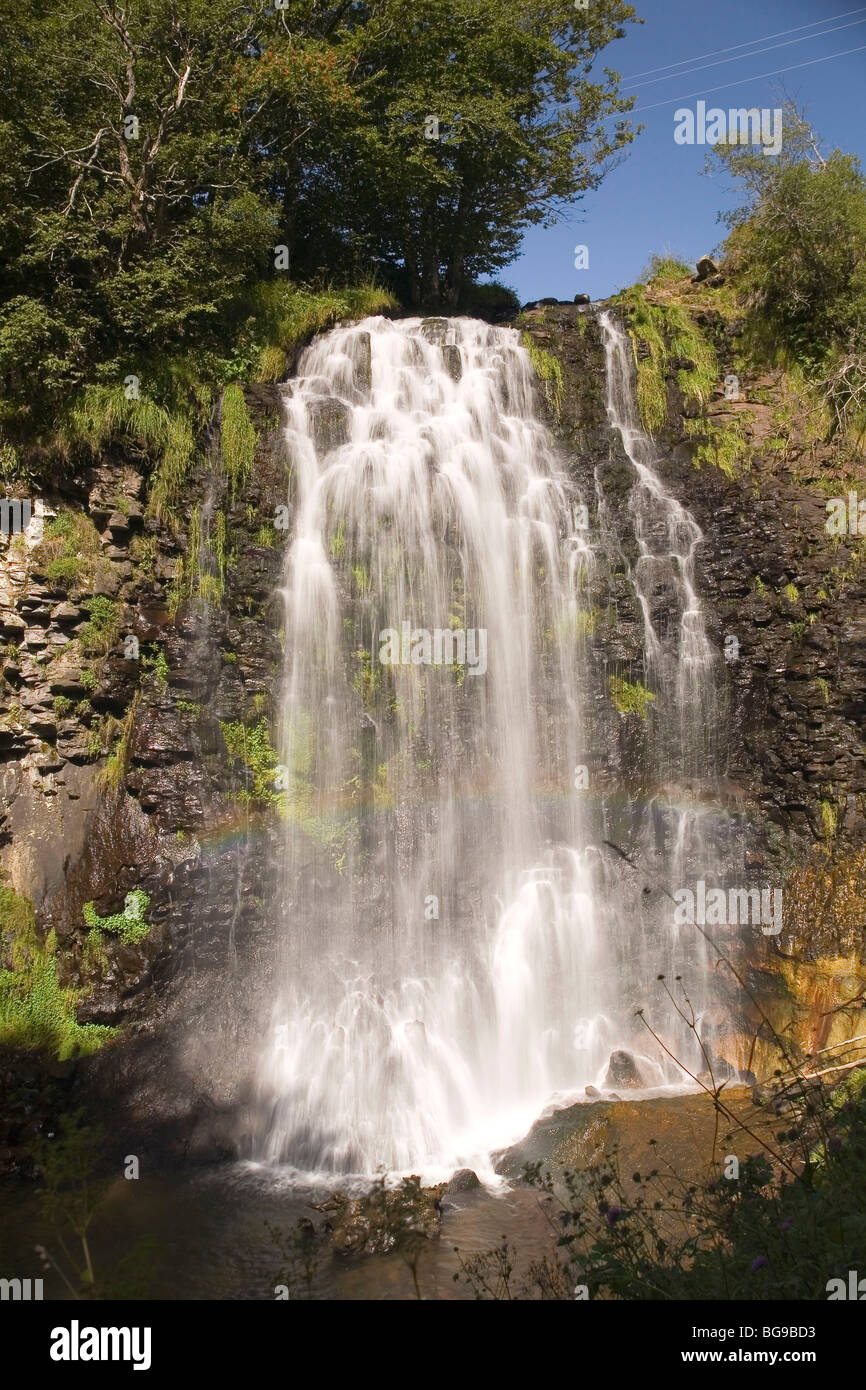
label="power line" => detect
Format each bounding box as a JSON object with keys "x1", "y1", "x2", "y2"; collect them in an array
[
  {"x1": 626, "y1": 42, "x2": 866, "y2": 117},
  {"x1": 630, "y1": 16, "x2": 866, "y2": 91},
  {"x1": 621, "y1": 5, "x2": 866, "y2": 82}
]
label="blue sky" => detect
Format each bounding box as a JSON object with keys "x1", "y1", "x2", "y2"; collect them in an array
[{"x1": 507, "y1": 0, "x2": 866, "y2": 303}]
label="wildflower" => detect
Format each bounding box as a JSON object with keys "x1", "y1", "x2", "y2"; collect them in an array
[{"x1": 750, "y1": 1256, "x2": 768, "y2": 1272}]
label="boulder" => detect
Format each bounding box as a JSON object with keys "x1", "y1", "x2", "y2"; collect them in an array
[
  {"x1": 306, "y1": 396, "x2": 350, "y2": 454},
  {"x1": 574, "y1": 293, "x2": 591, "y2": 306},
  {"x1": 445, "y1": 1167, "x2": 481, "y2": 1194},
  {"x1": 604, "y1": 1049, "x2": 645, "y2": 1090},
  {"x1": 419, "y1": 317, "x2": 448, "y2": 346},
  {"x1": 694, "y1": 254, "x2": 720, "y2": 282},
  {"x1": 50, "y1": 601, "x2": 82, "y2": 624}
]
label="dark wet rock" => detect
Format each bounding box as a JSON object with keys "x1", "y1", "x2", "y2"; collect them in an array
[
  {"x1": 128, "y1": 706, "x2": 197, "y2": 768},
  {"x1": 48, "y1": 668, "x2": 86, "y2": 697},
  {"x1": 106, "y1": 511, "x2": 132, "y2": 539},
  {"x1": 574, "y1": 293, "x2": 591, "y2": 306},
  {"x1": 442, "y1": 343, "x2": 462, "y2": 381},
  {"x1": 351, "y1": 330, "x2": 372, "y2": 392},
  {"x1": 604, "y1": 1049, "x2": 645, "y2": 1090},
  {"x1": 420, "y1": 317, "x2": 448, "y2": 345},
  {"x1": 696, "y1": 1055, "x2": 737, "y2": 1088},
  {"x1": 445, "y1": 1167, "x2": 481, "y2": 1194},
  {"x1": 307, "y1": 396, "x2": 350, "y2": 453}
]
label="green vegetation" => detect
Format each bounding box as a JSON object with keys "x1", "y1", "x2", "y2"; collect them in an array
[
  {"x1": 220, "y1": 717, "x2": 281, "y2": 805},
  {"x1": 36, "y1": 511, "x2": 103, "y2": 592},
  {"x1": 78, "y1": 596, "x2": 119, "y2": 655},
  {"x1": 612, "y1": 283, "x2": 718, "y2": 434},
  {"x1": 142, "y1": 647, "x2": 169, "y2": 690},
  {"x1": 0, "y1": 0, "x2": 638, "y2": 482},
  {"x1": 608, "y1": 675, "x2": 657, "y2": 719},
  {"x1": 220, "y1": 385, "x2": 257, "y2": 496},
  {"x1": 352, "y1": 647, "x2": 380, "y2": 710},
  {"x1": 522, "y1": 335, "x2": 564, "y2": 418},
  {"x1": 98, "y1": 697, "x2": 138, "y2": 791},
  {"x1": 0, "y1": 885, "x2": 114, "y2": 1058},
  {"x1": 818, "y1": 798, "x2": 838, "y2": 840},
  {"x1": 707, "y1": 104, "x2": 866, "y2": 445},
  {"x1": 683, "y1": 415, "x2": 752, "y2": 479},
  {"x1": 82, "y1": 890, "x2": 151, "y2": 947}
]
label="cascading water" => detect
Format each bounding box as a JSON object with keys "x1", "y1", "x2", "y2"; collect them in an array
[{"x1": 250, "y1": 313, "x2": 730, "y2": 1181}]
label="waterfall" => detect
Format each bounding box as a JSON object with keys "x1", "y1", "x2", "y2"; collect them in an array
[{"x1": 250, "y1": 313, "x2": 729, "y2": 1181}]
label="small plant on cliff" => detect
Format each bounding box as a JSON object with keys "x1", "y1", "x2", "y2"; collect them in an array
[
  {"x1": 0, "y1": 885, "x2": 114, "y2": 1058},
  {"x1": 608, "y1": 675, "x2": 657, "y2": 719},
  {"x1": 78, "y1": 596, "x2": 119, "y2": 656},
  {"x1": 82, "y1": 890, "x2": 151, "y2": 947},
  {"x1": 37, "y1": 511, "x2": 103, "y2": 591},
  {"x1": 683, "y1": 415, "x2": 753, "y2": 479},
  {"x1": 220, "y1": 717, "x2": 281, "y2": 804}
]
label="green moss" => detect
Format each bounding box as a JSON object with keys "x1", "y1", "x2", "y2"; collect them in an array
[
  {"x1": 522, "y1": 334, "x2": 564, "y2": 418},
  {"x1": 815, "y1": 677, "x2": 831, "y2": 705},
  {"x1": 221, "y1": 384, "x2": 257, "y2": 496},
  {"x1": 818, "y1": 799, "x2": 838, "y2": 839},
  {"x1": 220, "y1": 717, "x2": 281, "y2": 804},
  {"x1": 0, "y1": 885, "x2": 114, "y2": 1058},
  {"x1": 608, "y1": 675, "x2": 657, "y2": 719},
  {"x1": 82, "y1": 890, "x2": 150, "y2": 947},
  {"x1": 782, "y1": 582, "x2": 800, "y2": 604}
]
